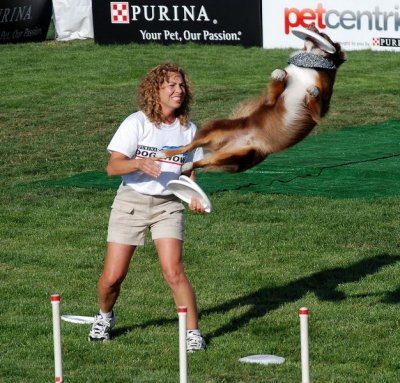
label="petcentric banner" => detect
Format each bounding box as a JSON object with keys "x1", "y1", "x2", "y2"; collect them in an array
[
  {"x1": 92, "y1": 0, "x2": 263, "y2": 47},
  {"x1": 262, "y1": 0, "x2": 400, "y2": 52}
]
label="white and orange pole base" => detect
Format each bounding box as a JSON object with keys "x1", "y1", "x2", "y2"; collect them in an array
[
  {"x1": 178, "y1": 306, "x2": 187, "y2": 383},
  {"x1": 51, "y1": 294, "x2": 63, "y2": 383},
  {"x1": 299, "y1": 307, "x2": 310, "y2": 383}
]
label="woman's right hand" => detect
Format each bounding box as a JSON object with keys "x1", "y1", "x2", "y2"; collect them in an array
[
  {"x1": 137, "y1": 157, "x2": 161, "y2": 178},
  {"x1": 106, "y1": 151, "x2": 161, "y2": 178}
]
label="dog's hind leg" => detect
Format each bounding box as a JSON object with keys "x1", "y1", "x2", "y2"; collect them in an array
[
  {"x1": 156, "y1": 134, "x2": 213, "y2": 159},
  {"x1": 156, "y1": 143, "x2": 192, "y2": 159},
  {"x1": 157, "y1": 118, "x2": 239, "y2": 159},
  {"x1": 183, "y1": 147, "x2": 264, "y2": 173}
]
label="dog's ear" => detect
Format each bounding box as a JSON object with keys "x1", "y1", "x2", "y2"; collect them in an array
[
  {"x1": 316, "y1": 29, "x2": 346, "y2": 66},
  {"x1": 330, "y1": 42, "x2": 347, "y2": 66}
]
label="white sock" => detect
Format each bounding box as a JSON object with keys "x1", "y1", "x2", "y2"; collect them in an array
[
  {"x1": 99, "y1": 309, "x2": 113, "y2": 318},
  {"x1": 187, "y1": 329, "x2": 201, "y2": 336}
]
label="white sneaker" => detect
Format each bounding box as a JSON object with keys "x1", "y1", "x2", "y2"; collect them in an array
[
  {"x1": 88, "y1": 312, "x2": 116, "y2": 342},
  {"x1": 187, "y1": 332, "x2": 206, "y2": 352}
]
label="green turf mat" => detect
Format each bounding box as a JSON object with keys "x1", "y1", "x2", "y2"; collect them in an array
[{"x1": 39, "y1": 120, "x2": 400, "y2": 199}]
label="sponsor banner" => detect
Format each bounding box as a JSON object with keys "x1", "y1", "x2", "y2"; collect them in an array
[
  {"x1": 92, "y1": 0, "x2": 262, "y2": 47},
  {"x1": 262, "y1": 0, "x2": 400, "y2": 52},
  {"x1": 0, "y1": 0, "x2": 52, "y2": 44}
]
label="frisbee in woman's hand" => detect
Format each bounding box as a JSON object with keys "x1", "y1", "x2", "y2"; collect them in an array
[
  {"x1": 292, "y1": 28, "x2": 336, "y2": 53},
  {"x1": 167, "y1": 175, "x2": 212, "y2": 213},
  {"x1": 177, "y1": 175, "x2": 195, "y2": 185}
]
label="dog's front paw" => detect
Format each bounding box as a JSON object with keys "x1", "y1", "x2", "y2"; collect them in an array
[
  {"x1": 155, "y1": 151, "x2": 166, "y2": 159},
  {"x1": 181, "y1": 162, "x2": 193, "y2": 173},
  {"x1": 307, "y1": 86, "x2": 320, "y2": 98},
  {"x1": 271, "y1": 69, "x2": 286, "y2": 82}
]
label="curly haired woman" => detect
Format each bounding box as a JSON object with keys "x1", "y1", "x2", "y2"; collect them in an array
[{"x1": 88, "y1": 63, "x2": 206, "y2": 352}]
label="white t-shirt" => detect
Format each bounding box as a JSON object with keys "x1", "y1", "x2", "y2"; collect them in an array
[{"x1": 107, "y1": 111, "x2": 203, "y2": 196}]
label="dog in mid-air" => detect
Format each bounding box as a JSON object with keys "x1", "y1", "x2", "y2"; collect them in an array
[{"x1": 157, "y1": 25, "x2": 346, "y2": 173}]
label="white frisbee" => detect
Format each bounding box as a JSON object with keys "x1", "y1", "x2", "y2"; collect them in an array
[
  {"x1": 177, "y1": 174, "x2": 196, "y2": 186},
  {"x1": 178, "y1": 175, "x2": 211, "y2": 211},
  {"x1": 239, "y1": 354, "x2": 286, "y2": 365},
  {"x1": 61, "y1": 315, "x2": 94, "y2": 324},
  {"x1": 167, "y1": 175, "x2": 212, "y2": 213},
  {"x1": 292, "y1": 28, "x2": 336, "y2": 53}
]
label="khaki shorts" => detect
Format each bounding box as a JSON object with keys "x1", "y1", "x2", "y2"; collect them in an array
[{"x1": 107, "y1": 183, "x2": 185, "y2": 246}]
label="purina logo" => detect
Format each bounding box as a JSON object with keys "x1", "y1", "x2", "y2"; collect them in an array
[
  {"x1": 110, "y1": 2, "x2": 129, "y2": 24},
  {"x1": 109, "y1": 2, "x2": 212, "y2": 24},
  {"x1": 372, "y1": 37, "x2": 400, "y2": 49}
]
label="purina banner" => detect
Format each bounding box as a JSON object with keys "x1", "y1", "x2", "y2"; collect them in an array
[
  {"x1": 0, "y1": 0, "x2": 52, "y2": 44},
  {"x1": 92, "y1": 0, "x2": 262, "y2": 47},
  {"x1": 262, "y1": 0, "x2": 400, "y2": 52}
]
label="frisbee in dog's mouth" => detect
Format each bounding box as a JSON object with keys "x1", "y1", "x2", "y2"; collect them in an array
[
  {"x1": 288, "y1": 52, "x2": 337, "y2": 69},
  {"x1": 292, "y1": 28, "x2": 336, "y2": 54}
]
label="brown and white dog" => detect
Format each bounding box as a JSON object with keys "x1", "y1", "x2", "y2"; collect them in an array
[{"x1": 157, "y1": 25, "x2": 346, "y2": 173}]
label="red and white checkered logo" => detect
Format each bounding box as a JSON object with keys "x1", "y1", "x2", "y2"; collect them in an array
[
  {"x1": 372, "y1": 37, "x2": 380, "y2": 46},
  {"x1": 111, "y1": 2, "x2": 129, "y2": 24}
]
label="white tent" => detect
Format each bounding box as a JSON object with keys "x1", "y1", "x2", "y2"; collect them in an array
[{"x1": 52, "y1": 0, "x2": 93, "y2": 41}]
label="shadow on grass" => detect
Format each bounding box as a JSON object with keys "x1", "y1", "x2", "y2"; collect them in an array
[
  {"x1": 112, "y1": 253, "x2": 400, "y2": 341},
  {"x1": 381, "y1": 285, "x2": 400, "y2": 303}
]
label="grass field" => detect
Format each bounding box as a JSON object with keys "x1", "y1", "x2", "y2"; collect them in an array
[{"x1": 1, "y1": 36, "x2": 400, "y2": 382}]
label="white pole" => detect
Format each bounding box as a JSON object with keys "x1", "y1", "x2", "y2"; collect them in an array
[
  {"x1": 51, "y1": 294, "x2": 63, "y2": 383},
  {"x1": 299, "y1": 307, "x2": 310, "y2": 383},
  {"x1": 178, "y1": 306, "x2": 187, "y2": 383}
]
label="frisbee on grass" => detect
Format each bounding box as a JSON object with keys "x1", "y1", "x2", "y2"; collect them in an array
[
  {"x1": 239, "y1": 354, "x2": 285, "y2": 365},
  {"x1": 61, "y1": 315, "x2": 94, "y2": 324},
  {"x1": 292, "y1": 28, "x2": 336, "y2": 54},
  {"x1": 167, "y1": 175, "x2": 212, "y2": 213}
]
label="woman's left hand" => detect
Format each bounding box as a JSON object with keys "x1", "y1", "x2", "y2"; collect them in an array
[{"x1": 189, "y1": 196, "x2": 205, "y2": 213}]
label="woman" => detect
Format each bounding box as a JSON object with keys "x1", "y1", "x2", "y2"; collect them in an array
[{"x1": 88, "y1": 63, "x2": 206, "y2": 352}]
